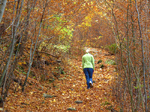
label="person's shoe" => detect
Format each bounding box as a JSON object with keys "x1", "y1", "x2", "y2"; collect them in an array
[{"x1": 89, "y1": 81, "x2": 93, "y2": 88}]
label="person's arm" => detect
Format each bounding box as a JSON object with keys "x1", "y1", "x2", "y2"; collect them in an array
[
  {"x1": 91, "y1": 55, "x2": 95, "y2": 70},
  {"x1": 82, "y1": 56, "x2": 84, "y2": 70}
]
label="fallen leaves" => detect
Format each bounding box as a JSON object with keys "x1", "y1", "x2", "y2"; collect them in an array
[{"x1": 4, "y1": 48, "x2": 119, "y2": 112}]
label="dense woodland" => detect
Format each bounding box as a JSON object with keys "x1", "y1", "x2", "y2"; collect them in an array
[{"x1": 0, "y1": 0, "x2": 150, "y2": 111}]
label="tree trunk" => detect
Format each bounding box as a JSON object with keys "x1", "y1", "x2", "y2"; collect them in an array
[
  {"x1": 0, "y1": 0, "x2": 24, "y2": 87},
  {"x1": 0, "y1": 0, "x2": 7, "y2": 22},
  {"x1": 135, "y1": 0, "x2": 148, "y2": 111},
  {"x1": 22, "y1": 0, "x2": 48, "y2": 92}
]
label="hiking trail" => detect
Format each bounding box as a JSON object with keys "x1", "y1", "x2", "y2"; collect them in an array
[{"x1": 5, "y1": 48, "x2": 118, "y2": 112}]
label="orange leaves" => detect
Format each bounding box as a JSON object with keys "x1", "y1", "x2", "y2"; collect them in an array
[
  {"x1": 18, "y1": 61, "x2": 26, "y2": 66},
  {"x1": 4, "y1": 47, "x2": 120, "y2": 111}
]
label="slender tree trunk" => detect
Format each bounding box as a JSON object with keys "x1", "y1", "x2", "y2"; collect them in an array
[
  {"x1": 135, "y1": 0, "x2": 148, "y2": 111},
  {"x1": 127, "y1": 4, "x2": 134, "y2": 111},
  {"x1": 22, "y1": 38, "x2": 33, "y2": 92},
  {"x1": 0, "y1": 0, "x2": 7, "y2": 22},
  {"x1": 145, "y1": 0, "x2": 150, "y2": 99},
  {"x1": 130, "y1": 6, "x2": 141, "y2": 111},
  {"x1": 0, "y1": 0, "x2": 24, "y2": 87},
  {"x1": 22, "y1": 0, "x2": 48, "y2": 91}
]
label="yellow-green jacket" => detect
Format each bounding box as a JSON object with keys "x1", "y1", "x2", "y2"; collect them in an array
[{"x1": 82, "y1": 53, "x2": 95, "y2": 70}]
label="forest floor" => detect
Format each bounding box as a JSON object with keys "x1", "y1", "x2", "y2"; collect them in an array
[{"x1": 4, "y1": 48, "x2": 119, "y2": 112}]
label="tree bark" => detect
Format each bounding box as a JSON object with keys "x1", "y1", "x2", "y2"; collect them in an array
[
  {"x1": 0, "y1": 0, "x2": 24, "y2": 87},
  {"x1": 22, "y1": 0, "x2": 48, "y2": 92},
  {"x1": 0, "y1": 0, "x2": 7, "y2": 22},
  {"x1": 135, "y1": 0, "x2": 148, "y2": 111}
]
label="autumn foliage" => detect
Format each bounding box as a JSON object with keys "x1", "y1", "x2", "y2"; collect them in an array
[{"x1": 0, "y1": 0, "x2": 150, "y2": 111}]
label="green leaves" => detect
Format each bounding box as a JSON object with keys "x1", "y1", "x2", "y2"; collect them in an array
[
  {"x1": 54, "y1": 45, "x2": 70, "y2": 52},
  {"x1": 105, "y1": 43, "x2": 118, "y2": 55},
  {"x1": 134, "y1": 85, "x2": 144, "y2": 89},
  {"x1": 105, "y1": 59, "x2": 116, "y2": 65}
]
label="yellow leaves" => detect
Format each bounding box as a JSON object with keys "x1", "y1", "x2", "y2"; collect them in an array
[
  {"x1": 10, "y1": 107, "x2": 15, "y2": 109},
  {"x1": 107, "y1": 7, "x2": 111, "y2": 11},
  {"x1": 98, "y1": 11, "x2": 103, "y2": 15},
  {"x1": 83, "y1": 3, "x2": 86, "y2": 7},
  {"x1": 78, "y1": 24, "x2": 82, "y2": 27},
  {"x1": 18, "y1": 61, "x2": 26, "y2": 65},
  {"x1": 53, "y1": 99, "x2": 56, "y2": 102},
  {"x1": 98, "y1": 36, "x2": 103, "y2": 39},
  {"x1": 14, "y1": 94, "x2": 18, "y2": 97},
  {"x1": 78, "y1": 13, "x2": 93, "y2": 28},
  {"x1": 85, "y1": 14, "x2": 91, "y2": 20},
  {"x1": 30, "y1": 92, "x2": 34, "y2": 95},
  {"x1": 0, "y1": 108, "x2": 3, "y2": 111},
  {"x1": 94, "y1": 6, "x2": 98, "y2": 12},
  {"x1": 36, "y1": 106, "x2": 40, "y2": 109}
]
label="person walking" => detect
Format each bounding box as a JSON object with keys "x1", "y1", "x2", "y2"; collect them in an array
[{"x1": 82, "y1": 48, "x2": 95, "y2": 89}]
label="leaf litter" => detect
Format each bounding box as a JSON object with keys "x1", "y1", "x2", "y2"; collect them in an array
[{"x1": 4, "y1": 48, "x2": 119, "y2": 112}]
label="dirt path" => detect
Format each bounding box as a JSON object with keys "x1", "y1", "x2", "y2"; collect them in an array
[{"x1": 4, "y1": 48, "x2": 118, "y2": 112}]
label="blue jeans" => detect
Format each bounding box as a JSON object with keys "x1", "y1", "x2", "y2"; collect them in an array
[{"x1": 83, "y1": 68, "x2": 93, "y2": 89}]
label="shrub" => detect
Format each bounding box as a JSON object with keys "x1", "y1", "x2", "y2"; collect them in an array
[
  {"x1": 105, "y1": 59, "x2": 116, "y2": 65},
  {"x1": 105, "y1": 43, "x2": 118, "y2": 54}
]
